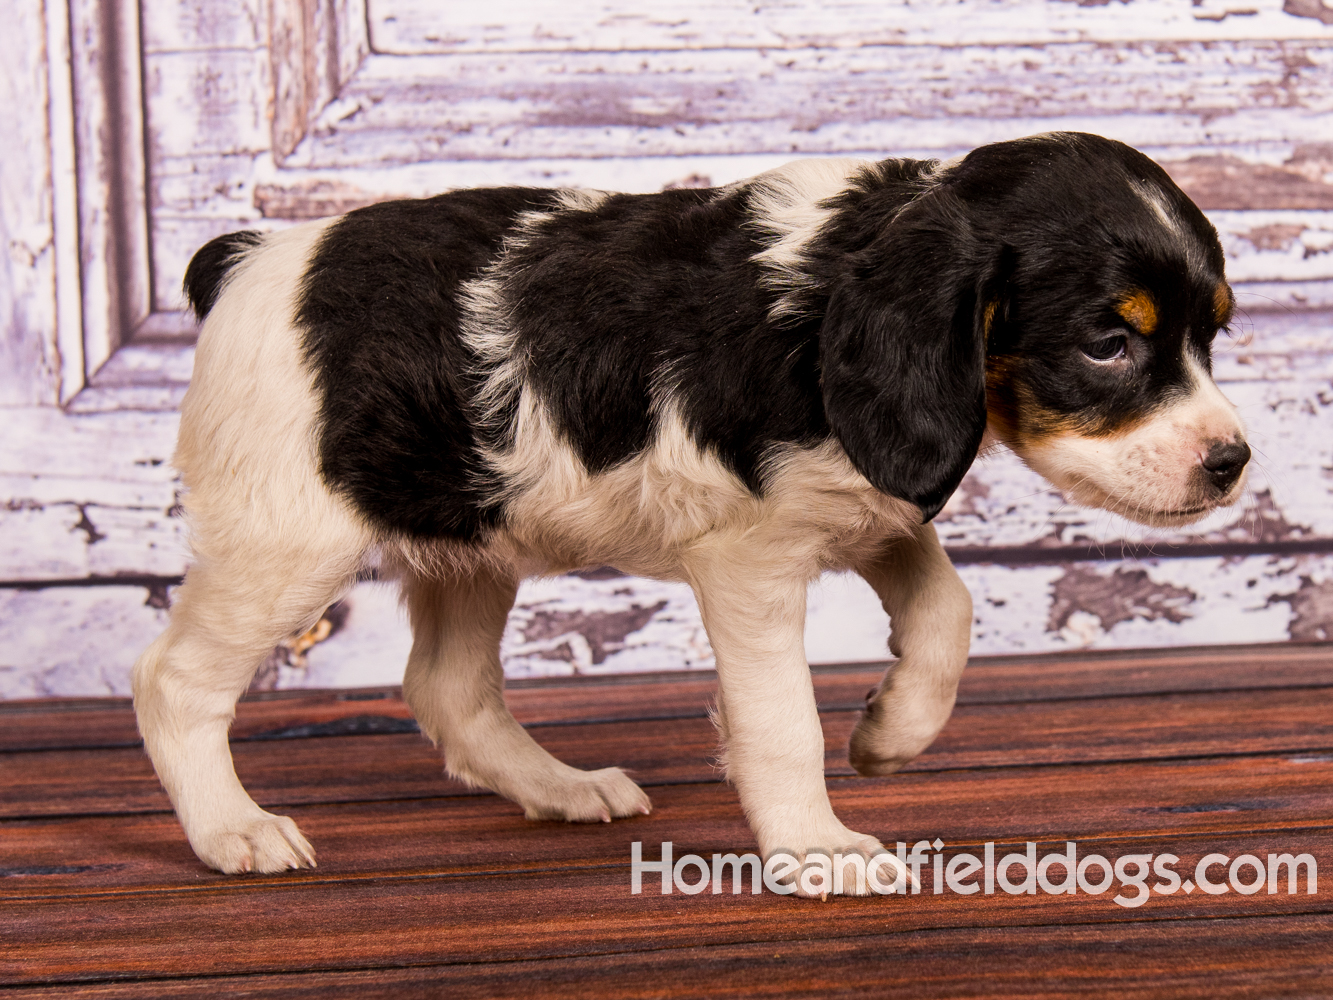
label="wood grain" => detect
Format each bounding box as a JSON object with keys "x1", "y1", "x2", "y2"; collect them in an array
[
  {"x1": 290, "y1": 45, "x2": 1333, "y2": 169},
  {"x1": 7, "y1": 913, "x2": 1331, "y2": 998},
  {"x1": 5, "y1": 643, "x2": 1331, "y2": 991},
  {"x1": 5, "y1": 642, "x2": 1330, "y2": 751},
  {"x1": 371, "y1": 0, "x2": 1333, "y2": 55},
  {"x1": 4, "y1": 754, "x2": 1333, "y2": 897},
  {"x1": 3, "y1": 826, "x2": 1329, "y2": 984},
  {"x1": 6, "y1": 683, "x2": 1333, "y2": 818},
  {"x1": 0, "y1": 1, "x2": 59, "y2": 407}
]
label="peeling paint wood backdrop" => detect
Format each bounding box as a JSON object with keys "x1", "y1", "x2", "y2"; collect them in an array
[{"x1": 2, "y1": 0, "x2": 1333, "y2": 697}]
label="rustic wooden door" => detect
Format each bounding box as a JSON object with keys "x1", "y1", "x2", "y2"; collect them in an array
[{"x1": 2, "y1": 0, "x2": 1332, "y2": 697}]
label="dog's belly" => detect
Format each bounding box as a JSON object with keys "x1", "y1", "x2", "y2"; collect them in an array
[{"x1": 480, "y1": 402, "x2": 920, "y2": 582}]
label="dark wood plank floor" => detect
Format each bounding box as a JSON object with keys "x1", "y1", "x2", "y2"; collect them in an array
[{"x1": 3, "y1": 643, "x2": 1332, "y2": 997}]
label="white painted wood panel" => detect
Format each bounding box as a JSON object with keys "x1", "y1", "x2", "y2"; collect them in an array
[
  {"x1": 8, "y1": 549, "x2": 1332, "y2": 698},
  {"x1": 370, "y1": 0, "x2": 1333, "y2": 54},
  {"x1": 4, "y1": 0, "x2": 1333, "y2": 698},
  {"x1": 0, "y1": 0, "x2": 60, "y2": 406},
  {"x1": 286, "y1": 43, "x2": 1332, "y2": 168},
  {"x1": 144, "y1": 49, "x2": 272, "y2": 161},
  {"x1": 140, "y1": 0, "x2": 267, "y2": 52}
]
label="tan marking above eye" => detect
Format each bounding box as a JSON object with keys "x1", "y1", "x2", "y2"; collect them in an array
[
  {"x1": 983, "y1": 300, "x2": 998, "y2": 338},
  {"x1": 1213, "y1": 281, "x2": 1234, "y2": 326},
  {"x1": 1116, "y1": 291, "x2": 1158, "y2": 336}
]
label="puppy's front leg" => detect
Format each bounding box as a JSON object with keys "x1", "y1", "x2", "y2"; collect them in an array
[
  {"x1": 687, "y1": 548, "x2": 905, "y2": 896},
  {"x1": 849, "y1": 523, "x2": 972, "y2": 775}
]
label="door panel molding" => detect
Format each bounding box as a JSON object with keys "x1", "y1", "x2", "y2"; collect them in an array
[{"x1": 65, "y1": 0, "x2": 152, "y2": 400}]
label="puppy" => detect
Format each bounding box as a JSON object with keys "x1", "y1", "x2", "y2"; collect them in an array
[{"x1": 133, "y1": 132, "x2": 1248, "y2": 894}]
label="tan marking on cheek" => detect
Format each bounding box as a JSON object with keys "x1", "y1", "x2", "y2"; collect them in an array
[
  {"x1": 1213, "y1": 281, "x2": 1234, "y2": 326},
  {"x1": 1116, "y1": 291, "x2": 1158, "y2": 336},
  {"x1": 983, "y1": 300, "x2": 998, "y2": 339},
  {"x1": 986, "y1": 356, "x2": 1149, "y2": 448},
  {"x1": 985, "y1": 359, "x2": 1078, "y2": 447}
]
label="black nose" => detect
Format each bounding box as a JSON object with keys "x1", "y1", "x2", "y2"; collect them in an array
[{"x1": 1202, "y1": 440, "x2": 1250, "y2": 493}]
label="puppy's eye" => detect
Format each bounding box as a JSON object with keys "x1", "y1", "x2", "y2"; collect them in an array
[{"x1": 1082, "y1": 335, "x2": 1128, "y2": 362}]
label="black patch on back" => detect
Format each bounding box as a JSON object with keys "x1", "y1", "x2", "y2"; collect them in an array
[
  {"x1": 297, "y1": 188, "x2": 556, "y2": 541},
  {"x1": 500, "y1": 184, "x2": 920, "y2": 493},
  {"x1": 183, "y1": 231, "x2": 265, "y2": 319},
  {"x1": 503, "y1": 188, "x2": 818, "y2": 487}
]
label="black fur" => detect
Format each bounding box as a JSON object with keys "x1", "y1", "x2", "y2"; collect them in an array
[
  {"x1": 183, "y1": 231, "x2": 264, "y2": 319},
  {"x1": 188, "y1": 132, "x2": 1230, "y2": 541},
  {"x1": 959, "y1": 135, "x2": 1229, "y2": 445},
  {"x1": 501, "y1": 187, "x2": 830, "y2": 490},
  {"x1": 812, "y1": 166, "x2": 1002, "y2": 521},
  {"x1": 296, "y1": 188, "x2": 557, "y2": 540}
]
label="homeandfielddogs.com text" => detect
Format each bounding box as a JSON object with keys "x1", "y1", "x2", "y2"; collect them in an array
[{"x1": 630, "y1": 841, "x2": 1319, "y2": 906}]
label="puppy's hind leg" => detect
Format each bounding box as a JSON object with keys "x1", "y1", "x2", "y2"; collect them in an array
[
  {"x1": 402, "y1": 569, "x2": 651, "y2": 822},
  {"x1": 133, "y1": 542, "x2": 362, "y2": 875},
  {"x1": 848, "y1": 523, "x2": 973, "y2": 775}
]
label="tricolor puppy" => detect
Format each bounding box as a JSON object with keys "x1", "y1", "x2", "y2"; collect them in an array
[{"x1": 133, "y1": 132, "x2": 1248, "y2": 894}]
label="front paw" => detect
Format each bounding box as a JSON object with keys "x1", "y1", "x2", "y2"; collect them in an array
[
  {"x1": 848, "y1": 691, "x2": 953, "y2": 776},
  {"x1": 762, "y1": 829, "x2": 911, "y2": 898},
  {"x1": 189, "y1": 811, "x2": 316, "y2": 875}
]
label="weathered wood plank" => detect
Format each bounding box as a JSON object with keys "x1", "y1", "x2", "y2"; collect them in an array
[
  {"x1": 1, "y1": 825, "x2": 1328, "y2": 984},
  {"x1": 0, "y1": 504, "x2": 188, "y2": 580},
  {"x1": 139, "y1": 0, "x2": 267, "y2": 52},
  {"x1": 6, "y1": 684, "x2": 1333, "y2": 818},
  {"x1": 168, "y1": 147, "x2": 1333, "y2": 225},
  {"x1": 4, "y1": 753, "x2": 1332, "y2": 896},
  {"x1": 67, "y1": 0, "x2": 154, "y2": 375},
  {"x1": 0, "y1": 0, "x2": 59, "y2": 407},
  {"x1": 5, "y1": 547, "x2": 1333, "y2": 698},
  {"x1": 370, "y1": 0, "x2": 1333, "y2": 55},
  {"x1": 67, "y1": 341, "x2": 196, "y2": 414},
  {"x1": 0, "y1": 410, "x2": 180, "y2": 493},
  {"x1": 1169, "y1": 149, "x2": 1333, "y2": 211},
  {"x1": 0, "y1": 586, "x2": 172, "y2": 700},
  {"x1": 143, "y1": 49, "x2": 271, "y2": 160},
  {"x1": 1213, "y1": 210, "x2": 1333, "y2": 282},
  {"x1": 287, "y1": 45, "x2": 1333, "y2": 168}
]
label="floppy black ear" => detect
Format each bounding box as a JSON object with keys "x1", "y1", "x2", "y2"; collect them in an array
[{"x1": 820, "y1": 194, "x2": 1007, "y2": 522}]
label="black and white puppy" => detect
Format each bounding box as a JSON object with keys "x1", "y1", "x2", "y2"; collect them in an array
[{"x1": 133, "y1": 132, "x2": 1249, "y2": 893}]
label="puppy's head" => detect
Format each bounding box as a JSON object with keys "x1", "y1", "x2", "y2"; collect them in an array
[{"x1": 819, "y1": 132, "x2": 1247, "y2": 526}]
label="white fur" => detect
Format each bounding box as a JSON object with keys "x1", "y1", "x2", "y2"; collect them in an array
[
  {"x1": 553, "y1": 187, "x2": 611, "y2": 213},
  {"x1": 459, "y1": 187, "x2": 614, "y2": 432},
  {"x1": 1015, "y1": 355, "x2": 1247, "y2": 527},
  {"x1": 747, "y1": 158, "x2": 870, "y2": 322},
  {"x1": 133, "y1": 220, "x2": 374, "y2": 874},
  {"x1": 402, "y1": 567, "x2": 651, "y2": 823},
  {"x1": 1132, "y1": 179, "x2": 1186, "y2": 240},
  {"x1": 1133, "y1": 178, "x2": 1209, "y2": 272}
]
